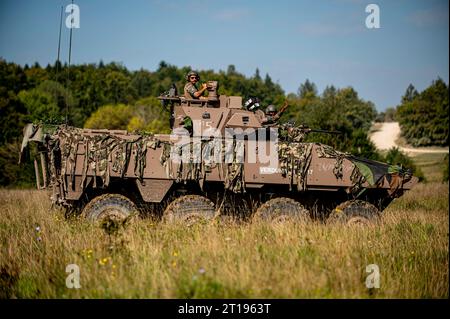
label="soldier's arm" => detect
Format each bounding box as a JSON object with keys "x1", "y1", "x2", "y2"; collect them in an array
[
  {"x1": 274, "y1": 101, "x2": 289, "y2": 119},
  {"x1": 194, "y1": 83, "x2": 207, "y2": 98}
]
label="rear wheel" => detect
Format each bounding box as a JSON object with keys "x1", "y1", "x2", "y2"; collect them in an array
[
  {"x1": 328, "y1": 200, "x2": 380, "y2": 225},
  {"x1": 163, "y1": 195, "x2": 216, "y2": 225},
  {"x1": 82, "y1": 194, "x2": 138, "y2": 225},
  {"x1": 254, "y1": 197, "x2": 310, "y2": 223}
]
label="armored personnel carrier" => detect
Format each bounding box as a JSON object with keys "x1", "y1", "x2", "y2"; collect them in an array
[{"x1": 20, "y1": 81, "x2": 418, "y2": 225}]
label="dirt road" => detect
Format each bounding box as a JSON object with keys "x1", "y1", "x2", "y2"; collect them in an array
[{"x1": 370, "y1": 122, "x2": 449, "y2": 155}]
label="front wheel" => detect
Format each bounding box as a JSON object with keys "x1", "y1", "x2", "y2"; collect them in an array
[
  {"x1": 82, "y1": 194, "x2": 138, "y2": 225},
  {"x1": 253, "y1": 197, "x2": 310, "y2": 223}
]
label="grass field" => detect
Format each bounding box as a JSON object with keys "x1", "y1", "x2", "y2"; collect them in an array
[
  {"x1": 409, "y1": 153, "x2": 448, "y2": 183},
  {"x1": 0, "y1": 179, "x2": 448, "y2": 299}
]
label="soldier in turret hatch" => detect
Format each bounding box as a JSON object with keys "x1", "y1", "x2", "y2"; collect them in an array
[
  {"x1": 261, "y1": 101, "x2": 289, "y2": 125},
  {"x1": 184, "y1": 71, "x2": 207, "y2": 99}
]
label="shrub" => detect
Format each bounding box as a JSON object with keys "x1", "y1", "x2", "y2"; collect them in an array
[
  {"x1": 443, "y1": 155, "x2": 449, "y2": 182},
  {"x1": 383, "y1": 147, "x2": 425, "y2": 182}
]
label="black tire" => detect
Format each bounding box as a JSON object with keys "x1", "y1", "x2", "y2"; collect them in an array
[
  {"x1": 82, "y1": 194, "x2": 138, "y2": 224},
  {"x1": 163, "y1": 195, "x2": 216, "y2": 225},
  {"x1": 328, "y1": 200, "x2": 380, "y2": 225},
  {"x1": 254, "y1": 197, "x2": 310, "y2": 223}
]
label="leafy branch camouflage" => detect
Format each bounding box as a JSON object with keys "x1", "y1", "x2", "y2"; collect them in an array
[
  {"x1": 159, "y1": 138, "x2": 246, "y2": 193},
  {"x1": 316, "y1": 144, "x2": 349, "y2": 180},
  {"x1": 21, "y1": 124, "x2": 161, "y2": 204},
  {"x1": 278, "y1": 142, "x2": 313, "y2": 191}
]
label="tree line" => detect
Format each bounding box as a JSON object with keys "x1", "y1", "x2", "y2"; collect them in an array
[
  {"x1": 396, "y1": 79, "x2": 449, "y2": 147},
  {"x1": 376, "y1": 79, "x2": 449, "y2": 147}
]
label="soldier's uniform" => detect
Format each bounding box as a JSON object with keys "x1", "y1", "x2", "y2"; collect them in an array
[
  {"x1": 263, "y1": 115, "x2": 278, "y2": 125},
  {"x1": 261, "y1": 105, "x2": 281, "y2": 125},
  {"x1": 184, "y1": 82, "x2": 198, "y2": 99}
]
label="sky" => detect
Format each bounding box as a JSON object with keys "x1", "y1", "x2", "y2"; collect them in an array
[{"x1": 0, "y1": 0, "x2": 448, "y2": 111}]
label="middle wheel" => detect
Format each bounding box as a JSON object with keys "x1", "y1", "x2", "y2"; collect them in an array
[
  {"x1": 163, "y1": 195, "x2": 216, "y2": 225},
  {"x1": 254, "y1": 197, "x2": 310, "y2": 223}
]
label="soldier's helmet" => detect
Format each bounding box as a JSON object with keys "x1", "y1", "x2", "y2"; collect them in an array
[
  {"x1": 186, "y1": 71, "x2": 200, "y2": 81},
  {"x1": 266, "y1": 105, "x2": 277, "y2": 115}
]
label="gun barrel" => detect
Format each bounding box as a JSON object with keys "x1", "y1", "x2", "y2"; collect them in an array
[{"x1": 308, "y1": 129, "x2": 342, "y2": 134}]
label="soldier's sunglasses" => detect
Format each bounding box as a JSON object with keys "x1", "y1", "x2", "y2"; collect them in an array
[{"x1": 190, "y1": 76, "x2": 198, "y2": 79}]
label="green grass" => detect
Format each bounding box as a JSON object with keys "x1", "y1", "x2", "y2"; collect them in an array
[
  {"x1": 0, "y1": 182, "x2": 448, "y2": 298},
  {"x1": 410, "y1": 153, "x2": 448, "y2": 182}
]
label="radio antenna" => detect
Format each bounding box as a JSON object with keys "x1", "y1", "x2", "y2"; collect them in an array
[
  {"x1": 56, "y1": 6, "x2": 63, "y2": 81},
  {"x1": 65, "y1": 0, "x2": 74, "y2": 125}
]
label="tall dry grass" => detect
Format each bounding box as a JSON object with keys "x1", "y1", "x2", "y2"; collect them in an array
[{"x1": 0, "y1": 182, "x2": 448, "y2": 298}]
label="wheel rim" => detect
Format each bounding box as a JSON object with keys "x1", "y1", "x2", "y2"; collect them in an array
[
  {"x1": 271, "y1": 214, "x2": 293, "y2": 223},
  {"x1": 163, "y1": 195, "x2": 216, "y2": 225},
  {"x1": 98, "y1": 208, "x2": 128, "y2": 222},
  {"x1": 182, "y1": 213, "x2": 205, "y2": 226},
  {"x1": 254, "y1": 197, "x2": 310, "y2": 224},
  {"x1": 83, "y1": 194, "x2": 137, "y2": 224},
  {"x1": 347, "y1": 216, "x2": 370, "y2": 226},
  {"x1": 328, "y1": 200, "x2": 380, "y2": 225}
]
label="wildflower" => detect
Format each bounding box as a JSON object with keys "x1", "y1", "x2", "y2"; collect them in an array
[
  {"x1": 225, "y1": 237, "x2": 231, "y2": 241},
  {"x1": 173, "y1": 251, "x2": 179, "y2": 257},
  {"x1": 99, "y1": 257, "x2": 110, "y2": 266},
  {"x1": 36, "y1": 236, "x2": 42, "y2": 242},
  {"x1": 172, "y1": 261, "x2": 177, "y2": 268},
  {"x1": 35, "y1": 226, "x2": 41, "y2": 232},
  {"x1": 82, "y1": 249, "x2": 93, "y2": 259},
  {"x1": 198, "y1": 268, "x2": 206, "y2": 274}
]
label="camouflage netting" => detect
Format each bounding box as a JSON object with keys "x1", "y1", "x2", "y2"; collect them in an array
[
  {"x1": 160, "y1": 138, "x2": 246, "y2": 193},
  {"x1": 315, "y1": 143, "x2": 413, "y2": 196},
  {"x1": 21, "y1": 123, "x2": 412, "y2": 202},
  {"x1": 52, "y1": 126, "x2": 160, "y2": 194},
  {"x1": 20, "y1": 124, "x2": 161, "y2": 198},
  {"x1": 22, "y1": 124, "x2": 248, "y2": 197},
  {"x1": 277, "y1": 136, "x2": 412, "y2": 196},
  {"x1": 316, "y1": 144, "x2": 348, "y2": 179},
  {"x1": 278, "y1": 142, "x2": 313, "y2": 191}
]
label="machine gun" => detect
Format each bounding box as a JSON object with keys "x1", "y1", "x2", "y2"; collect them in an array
[{"x1": 279, "y1": 122, "x2": 342, "y2": 142}]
